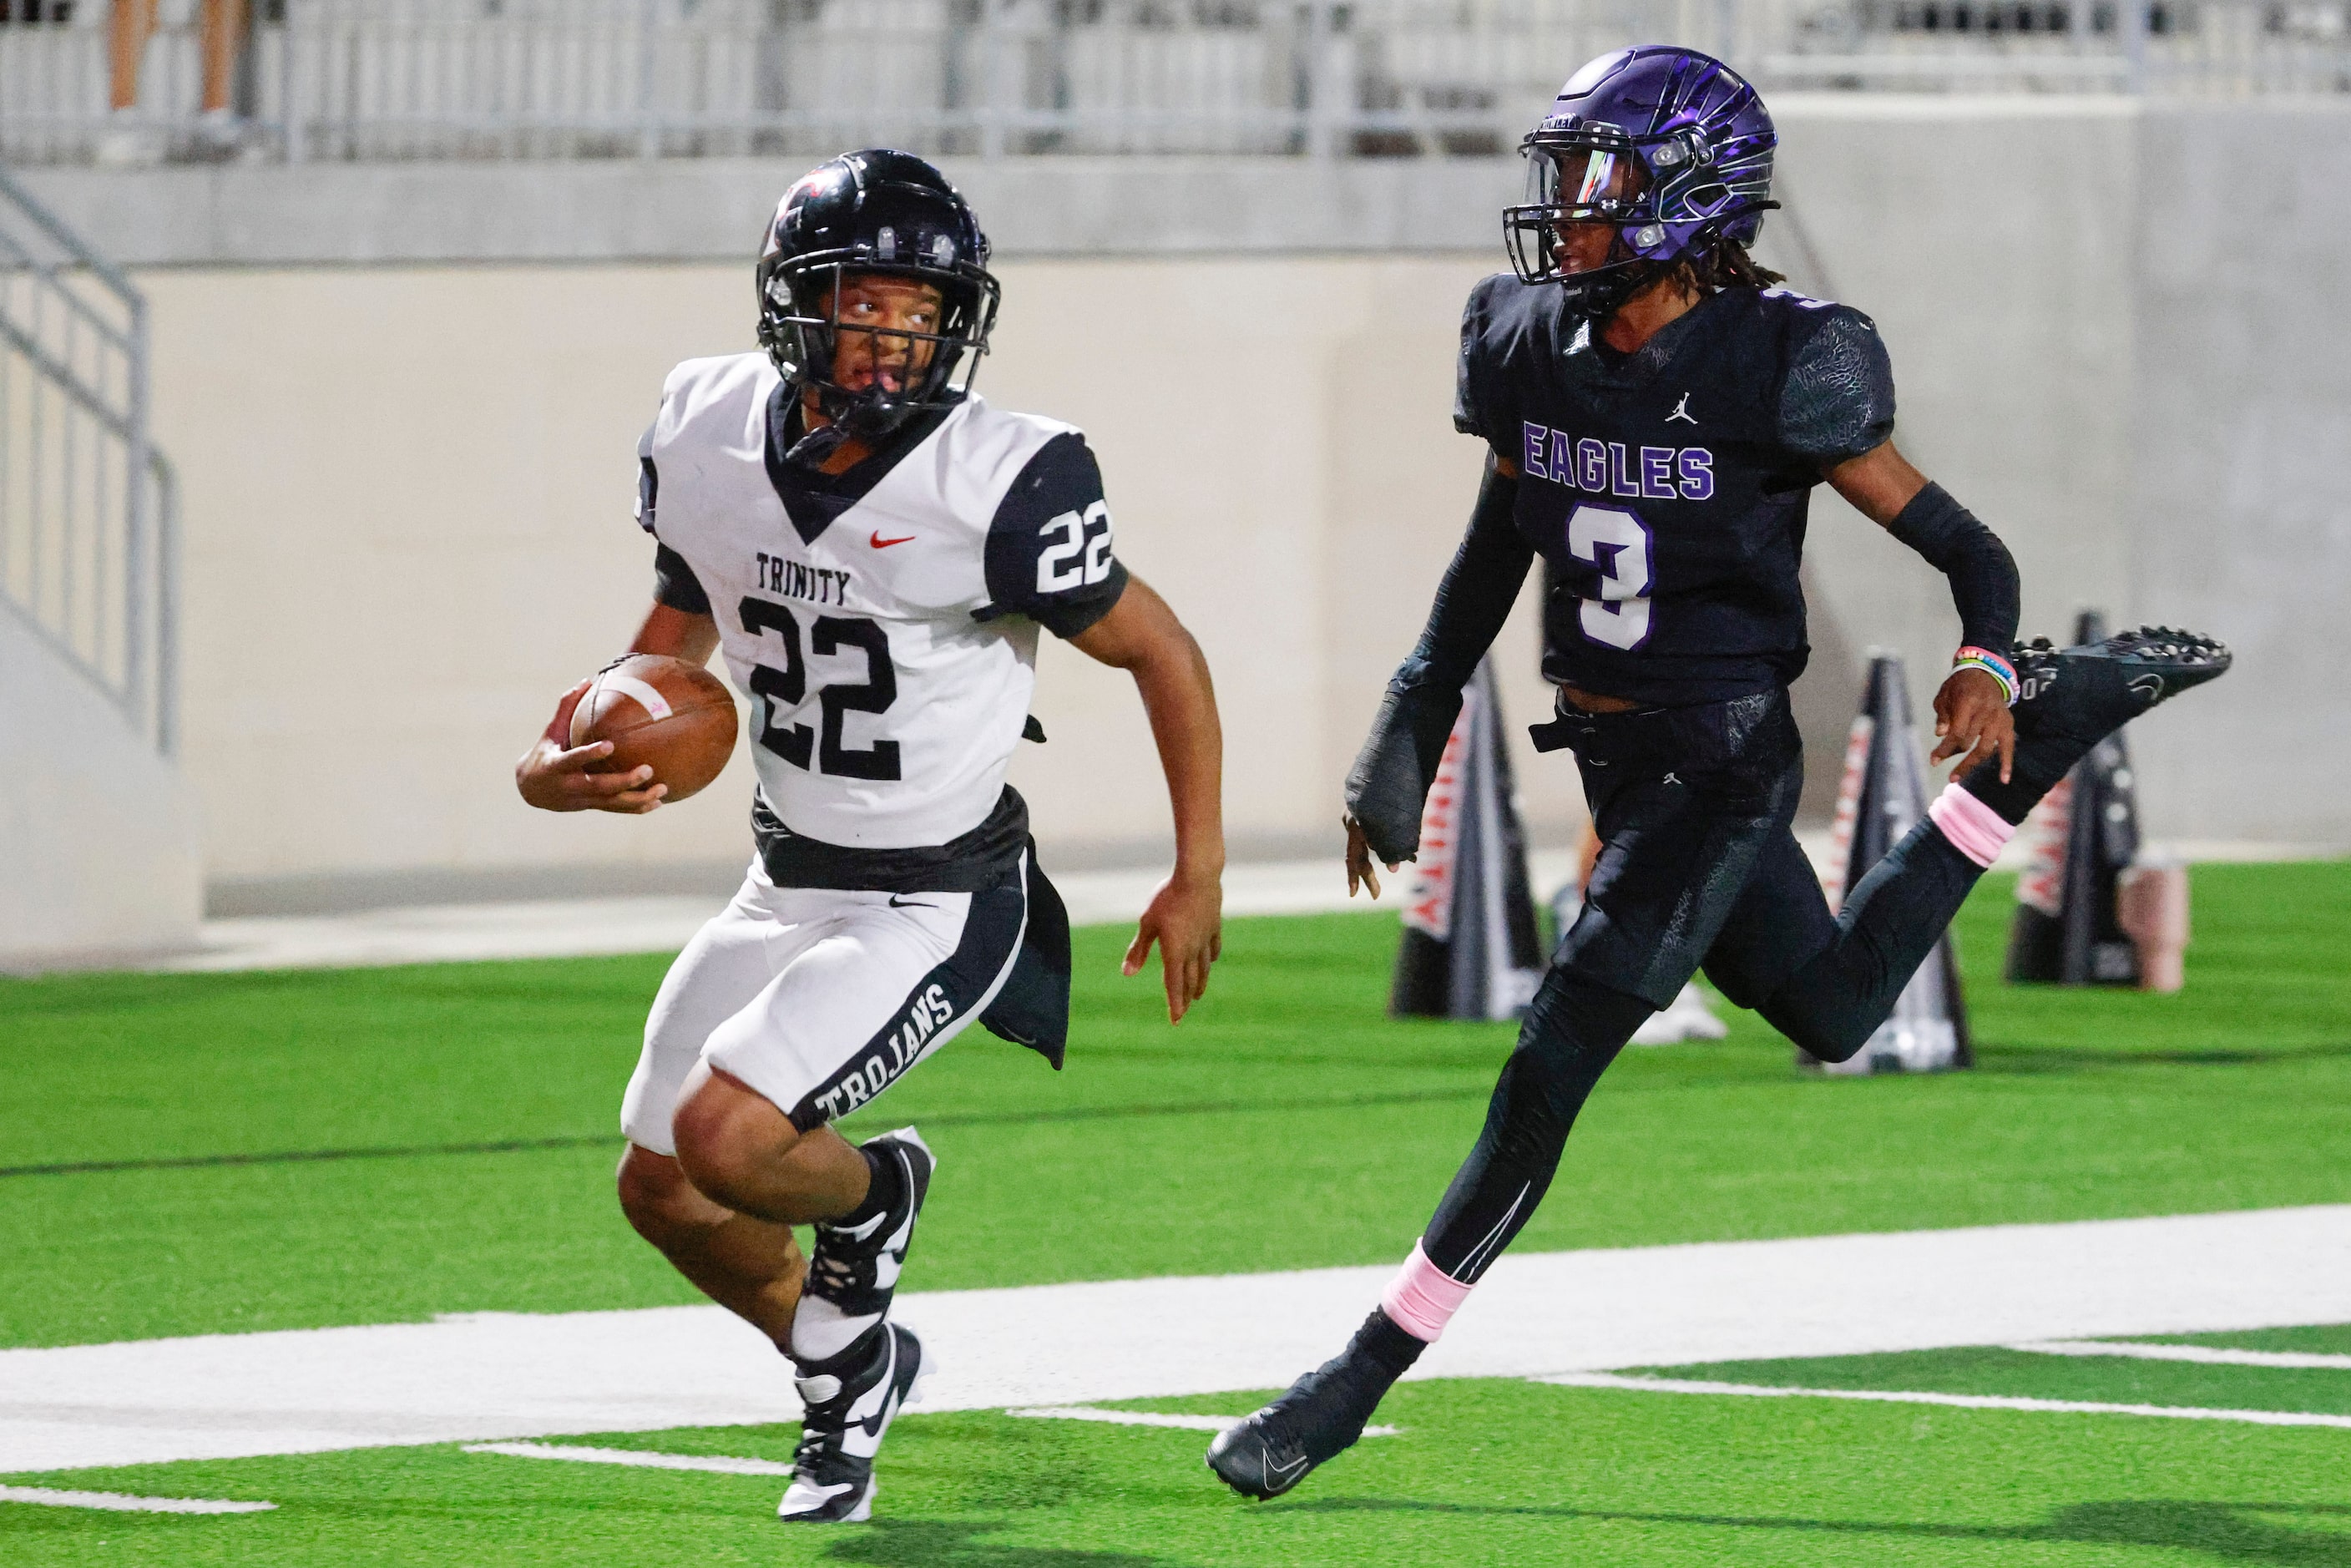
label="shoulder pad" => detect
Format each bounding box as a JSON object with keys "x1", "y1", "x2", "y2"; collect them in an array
[
  {"x1": 655, "y1": 353, "x2": 771, "y2": 439},
  {"x1": 918, "y1": 397, "x2": 1077, "y2": 534},
  {"x1": 1777, "y1": 301, "x2": 1896, "y2": 464},
  {"x1": 1455, "y1": 273, "x2": 1547, "y2": 443}
]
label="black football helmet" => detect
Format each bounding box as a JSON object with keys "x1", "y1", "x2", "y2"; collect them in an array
[{"x1": 756, "y1": 149, "x2": 999, "y2": 466}]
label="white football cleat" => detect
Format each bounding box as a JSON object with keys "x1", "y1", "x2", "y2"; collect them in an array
[{"x1": 776, "y1": 1322, "x2": 927, "y2": 1524}]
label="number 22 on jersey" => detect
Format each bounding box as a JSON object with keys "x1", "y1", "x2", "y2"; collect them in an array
[
  {"x1": 1566, "y1": 503, "x2": 1654, "y2": 652},
  {"x1": 739, "y1": 596, "x2": 902, "y2": 781},
  {"x1": 1036, "y1": 501, "x2": 1114, "y2": 594}
]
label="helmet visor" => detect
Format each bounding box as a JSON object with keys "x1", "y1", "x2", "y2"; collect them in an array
[
  {"x1": 1524, "y1": 143, "x2": 1648, "y2": 224},
  {"x1": 1504, "y1": 144, "x2": 1650, "y2": 286}
]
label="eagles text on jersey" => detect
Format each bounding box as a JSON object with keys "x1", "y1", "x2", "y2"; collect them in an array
[{"x1": 635, "y1": 354, "x2": 1127, "y2": 869}]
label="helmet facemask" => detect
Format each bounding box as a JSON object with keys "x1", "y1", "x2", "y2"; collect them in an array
[
  {"x1": 757, "y1": 255, "x2": 1000, "y2": 468},
  {"x1": 1504, "y1": 136, "x2": 1670, "y2": 318}
]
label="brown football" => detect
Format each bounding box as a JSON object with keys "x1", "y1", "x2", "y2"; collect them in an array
[{"x1": 568, "y1": 653, "x2": 739, "y2": 803}]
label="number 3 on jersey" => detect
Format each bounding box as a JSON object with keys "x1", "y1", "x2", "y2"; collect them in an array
[{"x1": 1567, "y1": 503, "x2": 1654, "y2": 651}]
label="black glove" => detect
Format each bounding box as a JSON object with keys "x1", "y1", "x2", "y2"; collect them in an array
[{"x1": 1342, "y1": 672, "x2": 1461, "y2": 866}]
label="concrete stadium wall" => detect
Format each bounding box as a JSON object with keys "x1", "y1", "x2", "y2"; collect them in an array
[
  {"x1": 18, "y1": 96, "x2": 2342, "y2": 905},
  {"x1": 0, "y1": 606, "x2": 204, "y2": 965},
  {"x1": 2125, "y1": 104, "x2": 2351, "y2": 842}
]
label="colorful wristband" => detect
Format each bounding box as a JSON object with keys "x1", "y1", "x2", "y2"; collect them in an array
[{"x1": 1952, "y1": 645, "x2": 2019, "y2": 707}]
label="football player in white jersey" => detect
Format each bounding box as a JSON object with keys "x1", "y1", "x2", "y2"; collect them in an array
[{"x1": 516, "y1": 150, "x2": 1226, "y2": 1523}]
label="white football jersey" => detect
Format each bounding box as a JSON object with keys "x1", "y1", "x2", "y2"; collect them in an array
[{"x1": 636, "y1": 353, "x2": 1125, "y2": 854}]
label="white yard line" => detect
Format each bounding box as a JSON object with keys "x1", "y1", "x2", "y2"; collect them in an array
[
  {"x1": 4, "y1": 1205, "x2": 2347, "y2": 1476},
  {"x1": 2006, "y1": 1338, "x2": 2351, "y2": 1370},
  {"x1": 464, "y1": 1441, "x2": 791, "y2": 1476},
  {"x1": 0, "y1": 1485, "x2": 274, "y2": 1514},
  {"x1": 1004, "y1": 1406, "x2": 1398, "y2": 1437},
  {"x1": 1540, "y1": 1372, "x2": 2351, "y2": 1430}
]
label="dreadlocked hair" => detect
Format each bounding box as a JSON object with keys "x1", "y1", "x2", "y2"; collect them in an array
[{"x1": 1680, "y1": 240, "x2": 1783, "y2": 294}]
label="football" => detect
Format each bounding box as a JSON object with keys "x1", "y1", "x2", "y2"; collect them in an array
[{"x1": 568, "y1": 653, "x2": 738, "y2": 803}]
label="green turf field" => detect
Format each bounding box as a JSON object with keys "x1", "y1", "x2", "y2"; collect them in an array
[{"x1": 4, "y1": 862, "x2": 2348, "y2": 1565}]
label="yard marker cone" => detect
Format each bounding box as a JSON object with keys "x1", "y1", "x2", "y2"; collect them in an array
[
  {"x1": 2005, "y1": 609, "x2": 2158, "y2": 987},
  {"x1": 1805, "y1": 652, "x2": 1971, "y2": 1074},
  {"x1": 1391, "y1": 658, "x2": 1545, "y2": 1021}
]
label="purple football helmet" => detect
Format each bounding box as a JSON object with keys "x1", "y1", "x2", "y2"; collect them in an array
[{"x1": 1504, "y1": 46, "x2": 1777, "y2": 316}]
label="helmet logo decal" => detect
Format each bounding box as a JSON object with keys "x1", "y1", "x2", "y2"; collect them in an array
[
  {"x1": 876, "y1": 225, "x2": 897, "y2": 260},
  {"x1": 930, "y1": 234, "x2": 955, "y2": 266}
]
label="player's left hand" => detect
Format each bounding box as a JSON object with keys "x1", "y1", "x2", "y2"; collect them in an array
[
  {"x1": 1343, "y1": 815, "x2": 1404, "y2": 900},
  {"x1": 1125, "y1": 869, "x2": 1223, "y2": 1024},
  {"x1": 1931, "y1": 665, "x2": 2015, "y2": 782}
]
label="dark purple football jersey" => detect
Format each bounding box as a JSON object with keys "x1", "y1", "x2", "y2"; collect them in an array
[{"x1": 1455, "y1": 274, "x2": 1894, "y2": 705}]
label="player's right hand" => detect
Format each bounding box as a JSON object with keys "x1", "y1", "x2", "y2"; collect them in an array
[
  {"x1": 1343, "y1": 815, "x2": 1404, "y2": 900},
  {"x1": 514, "y1": 679, "x2": 670, "y2": 814},
  {"x1": 1123, "y1": 868, "x2": 1222, "y2": 1024}
]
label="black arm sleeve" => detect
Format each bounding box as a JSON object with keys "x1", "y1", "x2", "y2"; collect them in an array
[
  {"x1": 981, "y1": 432, "x2": 1130, "y2": 639},
  {"x1": 651, "y1": 541, "x2": 711, "y2": 615},
  {"x1": 1780, "y1": 308, "x2": 1896, "y2": 466},
  {"x1": 1343, "y1": 458, "x2": 1534, "y2": 864},
  {"x1": 1887, "y1": 482, "x2": 2021, "y2": 655}
]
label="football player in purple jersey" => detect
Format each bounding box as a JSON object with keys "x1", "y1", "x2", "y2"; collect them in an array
[{"x1": 1207, "y1": 46, "x2": 2228, "y2": 1500}]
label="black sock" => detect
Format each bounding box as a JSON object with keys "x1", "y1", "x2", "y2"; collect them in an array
[
  {"x1": 792, "y1": 1318, "x2": 887, "y2": 1380},
  {"x1": 1289, "y1": 1311, "x2": 1424, "y2": 1460},
  {"x1": 824, "y1": 1145, "x2": 903, "y2": 1232},
  {"x1": 1348, "y1": 1309, "x2": 1427, "y2": 1382},
  {"x1": 1956, "y1": 743, "x2": 2075, "y2": 827}
]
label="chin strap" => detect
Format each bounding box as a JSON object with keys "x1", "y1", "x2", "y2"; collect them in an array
[
  {"x1": 1562, "y1": 257, "x2": 1664, "y2": 326},
  {"x1": 781, "y1": 382, "x2": 913, "y2": 470},
  {"x1": 781, "y1": 418, "x2": 857, "y2": 469}
]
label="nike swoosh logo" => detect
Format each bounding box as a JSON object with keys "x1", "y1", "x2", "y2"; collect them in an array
[
  {"x1": 887, "y1": 895, "x2": 935, "y2": 908},
  {"x1": 870, "y1": 532, "x2": 915, "y2": 549},
  {"x1": 1266, "y1": 1451, "x2": 1309, "y2": 1488}
]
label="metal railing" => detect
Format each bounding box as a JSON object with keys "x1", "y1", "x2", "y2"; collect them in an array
[
  {"x1": 2, "y1": 0, "x2": 2347, "y2": 168},
  {"x1": 0, "y1": 162, "x2": 179, "y2": 756}
]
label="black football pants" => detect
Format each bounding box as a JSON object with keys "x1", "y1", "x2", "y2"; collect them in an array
[{"x1": 1418, "y1": 687, "x2": 1987, "y2": 1283}]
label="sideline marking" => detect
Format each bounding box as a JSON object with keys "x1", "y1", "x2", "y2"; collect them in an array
[
  {"x1": 2007, "y1": 1338, "x2": 2351, "y2": 1370},
  {"x1": 1007, "y1": 1405, "x2": 1399, "y2": 1437},
  {"x1": 0, "y1": 1485, "x2": 275, "y2": 1515},
  {"x1": 465, "y1": 1442, "x2": 791, "y2": 1476},
  {"x1": 1541, "y1": 1371, "x2": 2351, "y2": 1429}
]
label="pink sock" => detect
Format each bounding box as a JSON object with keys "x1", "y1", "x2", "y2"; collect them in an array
[
  {"x1": 1378, "y1": 1241, "x2": 1474, "y2": 1344},
  {"x1": 1927, "y1": 781, "x2": 2016, "y2": 869}
]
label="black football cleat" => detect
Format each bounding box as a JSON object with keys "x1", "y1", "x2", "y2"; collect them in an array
[
  {"x1": 777, "y1": 1322, "x2": 928, "y2": 1524},
  {"x1": 1206, "y1": 1349, "x2": 1392, "y2": 1500},
  {"x1": 2010, "y1": 625, "x2": 2231, "y2": 745},
  {"x1": 802, "y1": 1127, "x2": 934, "y2": 1335}
]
